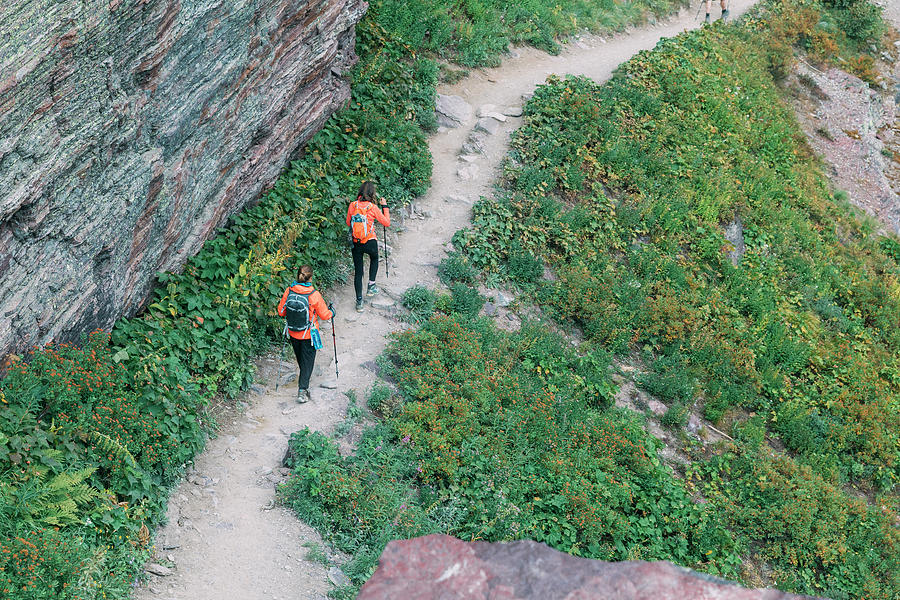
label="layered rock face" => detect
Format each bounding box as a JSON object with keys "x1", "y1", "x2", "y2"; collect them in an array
[
  {"x1": 0, "y1": 0, "x2": 366, "y2": 357},
  {"x1": 358, "y1": 535, "x2": 819, "y2": 600}
]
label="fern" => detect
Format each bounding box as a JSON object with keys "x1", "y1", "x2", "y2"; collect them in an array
[
  {"x1": 3, "y1": 466, "x2": 103, "y2": 527},
  {"x1": 90, "y1": 431, "x2": 138, "y2": 468},
  {"x1": 37, "y1": 467, "x2": 101, "y2": 526}
]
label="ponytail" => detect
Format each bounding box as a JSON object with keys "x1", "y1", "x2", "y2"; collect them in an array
[{"x1": 296, "y1": 265, "x2": 313, "y2": 283}]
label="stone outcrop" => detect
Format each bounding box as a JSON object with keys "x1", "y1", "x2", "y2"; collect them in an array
[
  {"x1": 788, "y1": 62, "x2": 900, "y2": 236},
  {"x1": 358, "y1": 534, "x2": 820, "y2": 600},
  {"x1": 0, "y1": 0, "x2": 367, "y2": 358}
]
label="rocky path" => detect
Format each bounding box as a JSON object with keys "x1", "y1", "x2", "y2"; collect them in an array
[{"x1": 133, "y1": 2, "x2": 759, "y2": 598}]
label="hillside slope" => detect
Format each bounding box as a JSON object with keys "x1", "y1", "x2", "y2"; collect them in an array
[{"x1": 283, "y1": 2, "x2": 899, "y2": 599}]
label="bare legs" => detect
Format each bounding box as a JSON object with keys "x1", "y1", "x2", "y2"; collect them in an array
[{"x1": 705, "y1": 0, "x2": 729, "y2": 22}]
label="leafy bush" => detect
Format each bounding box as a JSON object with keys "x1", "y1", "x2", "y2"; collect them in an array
[
  {"x1": 822, "y1": 0, "x2": 884, "y2": 43},
  {"x1": 661, "y1": 403, "x2": 690, "y2": 429},
  {"x1": 402, "y1": 285, "x2": 437, "y2": 321},
  {"x1": 507, "y1": 243, "x2": 544, "y2": 284},
  {"x1": 694, "y1": 451, "x2": 900, "y2": 599},
  {"x1": 637, "y1": 355, "x2": 696, "y2": 406},
  {"x1": 449, "y1": 283, "x2": 485, "y2": 318},
  {"x1": 437, "y1": 251, "x2": 477, "y2": 285},
  {"x1": 366, "y1": 383, "x2": 401, "y2": 417}
]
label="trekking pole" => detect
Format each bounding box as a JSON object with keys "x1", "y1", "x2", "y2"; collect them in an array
[
  {"x1": 275, "y1": 323, "x2": 288, "y2": 391},
  {"x1": 331, "y1": 317, "x2": 339, "y2": 379},
  {"x1": 382, "y1": 223, "x2": 390, "y2": 278}
]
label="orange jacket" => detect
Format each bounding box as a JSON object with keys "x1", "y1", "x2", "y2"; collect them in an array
[
  {"x1": 346, "y1": 198, "x2": 390, "y2": 244},
  {"x1": 276, "y1": 282, "x2": 333, "y2": 341}
]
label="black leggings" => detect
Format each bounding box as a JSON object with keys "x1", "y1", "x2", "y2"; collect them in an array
[
  {"x1": 289, "y1": 337, "x2": 317, "y2": 390},
  {"x1": 351, "y1": 239, "x2": 379, "y2": 301}
]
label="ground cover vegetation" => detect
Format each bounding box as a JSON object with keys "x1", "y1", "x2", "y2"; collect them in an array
[
  {"x1": 280, "y1": 1, "x2": 899, "y2": 599},
  {"x1": 283, "y1": 308, "x2": 747, "y2": 598},
  {"x1": 452, "y1": 0, "x2": 898, "y2": 595},
  {"x1": 0, "y1": 0, "x2": 695, "y2": 596}
]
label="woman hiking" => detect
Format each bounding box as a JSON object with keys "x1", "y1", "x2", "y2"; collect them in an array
[
  {"x1": 276, "y1": 265, "x2": 334, "y2": 403},
  {"x1": 347, "y1": 180, "x2": 390, "y2": 312},
  {"x1": 704, "y1": 0, "x2": 729, "y2": 22}
]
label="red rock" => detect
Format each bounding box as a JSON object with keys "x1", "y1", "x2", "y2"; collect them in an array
[{"x1": 357, "y1": 535, "x2": 819, "y2": 600}]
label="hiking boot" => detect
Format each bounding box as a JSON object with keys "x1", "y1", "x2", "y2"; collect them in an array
[
  {"x1": 704, "y1": 13, "x2": 711, "y2": 23},
  {"x1": 355, "y1": 299, "x2": 364, "y2": 312},
  {"x1": 366, "y1": 283, "x2": 379, "y2": 297},
  {"x1": 721, "y1": 8, "x2": 729, "y2": 22},
  {"x1": 297, "y1": 388, "x2": 310, "y2": 403}
]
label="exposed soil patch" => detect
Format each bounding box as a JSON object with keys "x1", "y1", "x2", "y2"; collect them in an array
[{"x1": 787, "y1": 42, "x2": 900, "y2": 234}]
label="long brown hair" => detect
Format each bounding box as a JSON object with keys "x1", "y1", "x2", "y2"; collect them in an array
[
  {"x1": 357, "y1": 180, "x2": 376, "y2": 202},
  {"x1": 296, "y1": 265, "x2": 313, "y2": 283}
]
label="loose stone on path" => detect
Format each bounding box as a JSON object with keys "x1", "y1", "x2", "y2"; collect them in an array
[
  {"x1": 458, "y1": 163, "x2": 480, "y2": 180},
  {"x1": 435, "y1": 94, "x2": 473, "y2": 128},
  {"x1": 461, "y1": 131, "x2": 487, "y2": 154},
  {"x1": 474, "y1": 117, "x2": 501, "y2": 135}
]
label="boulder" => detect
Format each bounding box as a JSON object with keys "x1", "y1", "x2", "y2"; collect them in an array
[
  {"x1": 724, "y1": 217, "x2": 746, "y2": 266},
  {"x1": 144, "y1": 563, "x2": 173, "y2": 577},
  {"x1": 495, "y1": 291, "x2": 514, "y2": 307},
  {"x1": 475, "y1": 117, "x2": 501, "y2": 136},
  {"x1": 436, "y1": 94, "x2": 473, "y2": 128},
  {"x1": 0, "y1": 0, "x2": 366, "y2": 359},
  {"x1": 358, "y1": 535, "x2": 820, "y2": 600},
  {"x1": 476, "y1": 104, "x2": 498, "y2": 118}
]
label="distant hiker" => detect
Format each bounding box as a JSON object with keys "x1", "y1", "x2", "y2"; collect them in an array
[
  {"x1": 347, "y1": 180, "x2": 390, "y2": 312},
  {"x1": 705, "y1": 0, "x2": 729, "y2": 23},
  {"x1": 276, "y1": 265, "x2": 334, "y2": 403}
]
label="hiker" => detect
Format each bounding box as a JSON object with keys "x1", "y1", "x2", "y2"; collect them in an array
[
  {"x1": 276, "y1": 265, "x2": 334, "y2": 403},
  {"x1": 347, "y1": 180, "x2": 390, "y2": 312},
  {"x1": 705, "y1": 0, "x2": 729, "y2": 23}
]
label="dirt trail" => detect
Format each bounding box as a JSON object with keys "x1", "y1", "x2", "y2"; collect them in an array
[{"x1": 134, "y1": 3, "x2": 758, "y2": 598}]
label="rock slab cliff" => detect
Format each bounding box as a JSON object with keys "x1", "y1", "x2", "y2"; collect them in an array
[
  {"x1": 0, "y1": 0, "x2": 367, "y2": 357},
  {"x1": 357, "y1": 535, "x2": 820, "y2": 600}
]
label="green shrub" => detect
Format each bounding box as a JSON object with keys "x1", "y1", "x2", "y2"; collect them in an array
[
  {"x1": 696, "y1": 451, "x2": 900, "y2": 599},
  {"x1": 438, "y1": 251, "x2": 477, "y2": 285},
  {"x1": 823, "y1": 0, "x2": 884, "y2": 43},
  {"x1": 402, "y1": 285, "x2": 437, "y2": 321},
  {"x1": 507, "y1": 243, "x2": 544, "y2": 284},
  {"x1": 637, "y1": 355, "x2": 696, "y2": 406},
  {"x1": 367, "y1": 383, "x2": 401, "y2": 417},
  {"x1": 449, "y1": 283, "x2": 485, "y2": 318},
  {"x1": 880, "y1": 236, "x2": 900, "y2": 264},
  {"x1": 661, "y1": 403, "x2": 690, "y2": 429}
]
